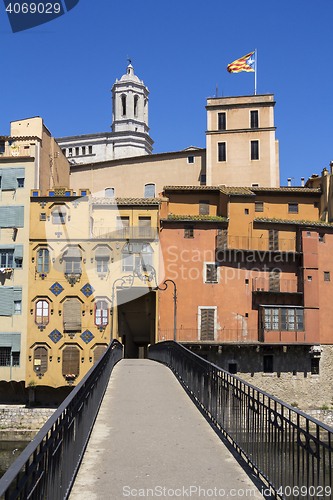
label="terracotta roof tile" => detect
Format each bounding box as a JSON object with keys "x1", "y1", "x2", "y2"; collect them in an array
[
  {"x1": 254, "y1": 217, "x2": 333, "y2": 227},
  {"x1": 92, "y1": 197, "x2": 161, "y2": 206},
  {"x1": 165, "y1": 214, "x2": 228, "y2": 222}
]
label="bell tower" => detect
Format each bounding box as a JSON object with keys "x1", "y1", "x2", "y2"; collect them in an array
[{"x1": 111, "y1": 62, "x2": 153, "y2": 158}]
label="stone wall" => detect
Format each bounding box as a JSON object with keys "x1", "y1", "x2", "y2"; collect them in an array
[
  {"x1": 188, "y1": 344, "x2": 333, "y2": 410},
  {"x1": 0, "y1": 406, "x2": 55, "y2": 431}
]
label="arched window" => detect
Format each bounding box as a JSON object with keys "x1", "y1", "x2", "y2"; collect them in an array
[
  {"x1": 37, "y1": 248, "x2": 49, "y2": 273},
  {"x1": 34, "y1": 346, "x2": 47, "y2": 374},
  {"x1": 35, "y1": 300, "x2": 49, "y2": 325},
  {"x1": 134, "y1": 95, "x2": 139, "y2": 116},
  {"x1": 95, "y1": 300, "x2": 109, "y2": 327},
  {"x1": 121, "y1": 95, "x2": 126, "y2": 116},
  {"x1": 144, "y1": 184, "x2": 155, "y2": 198},
  {"x1": 105, "y1": 188, "x2": 114, "y2": 197}
]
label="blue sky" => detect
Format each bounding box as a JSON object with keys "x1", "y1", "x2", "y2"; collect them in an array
[{"x1": 0, "y1": 0, "x2": 332, "y2": 186}]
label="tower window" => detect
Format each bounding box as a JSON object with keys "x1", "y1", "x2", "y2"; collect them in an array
[
  {"x1": 134, "y1": 95, "x2": 139, "y2": 117},
  {"x1": 218, "y1": 113, "x2": 226, "y2": 130},
  {"x1": 75, "y1": 147, "x2": 79, "y2": 156},
  {"x1": 251, "y1": 141, "x2": 259, "y2": 160},
  {"x1": 250, "y1": 110, "x2": 259, "y2": 128},
  {"x1": 121, "y1": 95, "x2": 126, "y2": 116},
  {"x1": 187, "y1": 156, "x2": 194, "y2": 164},
  {"x1": 218, "y1": 142, "x2": 226, "y2": 162},
  {"x1": 88, "y1": 145, "x2": 93, "y2": 154},
  {"x1": 82, "y1": 146, "x2": 86, "y2": 155}
]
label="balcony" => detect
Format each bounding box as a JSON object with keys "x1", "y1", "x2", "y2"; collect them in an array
[
  {"x1": 92, "y1": 226, "x2": 157, "y2": 240},
  {"x1": 158, "y1": 328, "x2": 259, "y2": 343},
  {"x1": 252, "y1": 277, "x2": 303, "y2": 294},
  {"x1": 216, "y1": 234, "x2": 297, "y2": 253},
  {"x1": 0, "y1": 144, "x2": 32, "y2": 158}
]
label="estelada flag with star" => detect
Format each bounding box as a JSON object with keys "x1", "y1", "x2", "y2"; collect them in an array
[{"x1": 227, "y1": 51, "x2": 255, "y2": 73}]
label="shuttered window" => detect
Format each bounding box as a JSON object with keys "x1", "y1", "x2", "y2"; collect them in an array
[
  {"x1": 217, "y1": 228, "x2": 227, "y2": 249},
  {"x1": 105, "y1": 188, "x2": 114, "y2": 197},
  {"x1": 199, "y1": 201, "x2": 210, "y2": 215},
  {"x1": 62, "y1": 346, "x2": 80, "y2": 376},
  {"x1": 117, "y1": 216, "x2": 129, "y2": 237},
  {"x1": 93, "y1": 345, "x2": 107, "y2": 364},
  {"x1": 63, "y1": 246, "x2": 81, "y2": 274},
  {"x1": 34, "y1": 346, "x2": 47, "y2": 374},
  {"x1": 0, "y1": 206, "x2": 24, "y2": 228},
  {"x1": 269, "y1": 229, "x2": 279, "y2": 251},
  {"x1": 184, "y1": 225, "x2": 194, "y2": 238},
  {"x1": 0, "y1": 332, "x2": 21, "y2": 366},
  {"x1": 63, "y1": 298, "x2": 81, "y2": 332},
  {"x1": 0, "y1": 245, "x2": 23, "y2": 269},
  {"x1": 95, "y1": 247, "x2": 110, "y2": 273},
  {"x1": 205, "y1": 264, "x2": 218, "y2": 283},
  {"x1": 139, "y1": 217, "x2": 151, "y2": 237},
  {"x1": 0, "y1": 287, "x2": 22, "y2": 316},
  {"x1": 200, "y1": 309, "x2": 215, "y2": 341},
  {"x1": 269, "y1": 270, "x2": 280, "y2": 292},
  {"x1": 0, "y1": 167, "x2": 25, "y2": 190},
  {"x1": 144, "y1": 184, "x2": 155, "y2": 198}
]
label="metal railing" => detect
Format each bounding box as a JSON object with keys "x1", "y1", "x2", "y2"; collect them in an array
[
  {"x1": 0, "y1": 341, "x2": 123, "y2": 500},
  {"x1": 149, "y1": 341, "x2": 333, "y2": 500}
]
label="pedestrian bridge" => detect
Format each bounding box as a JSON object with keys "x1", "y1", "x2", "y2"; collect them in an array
[{"x1": 0, "y1": 342, "x2": 332, "y2": 500}]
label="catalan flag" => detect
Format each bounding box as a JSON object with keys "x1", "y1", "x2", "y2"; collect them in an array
[{"x1": 227, "y1": 51, "x2": 255, "y2": 73}]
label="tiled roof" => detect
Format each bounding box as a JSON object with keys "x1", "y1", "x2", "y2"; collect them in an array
[
  {"x1": 222, "y1": 187, "x2": 255, "y2": 196},
  {"x1": 251, "y1": 187, "x2": 321, "y2": 194},
  {"x1": 92, "y1": 197, "x2": 161, "y2": 206},
  {"x1": 163, "y1": 185, "x2": 321, "y2": 196},
  {"x1": 163, "y1": 185, "x2": 220, "y2": 191},
  {"x1": 165, "y1": 214, "x2": 228, "y2": 222},
  {"x1": 254, "y1": 217, "x2": 333, "y2": 227}
]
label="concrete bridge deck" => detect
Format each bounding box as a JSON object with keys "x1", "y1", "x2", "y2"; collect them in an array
[{"x1": 69, "y1": 359, "x2": 265, "y2": 500}]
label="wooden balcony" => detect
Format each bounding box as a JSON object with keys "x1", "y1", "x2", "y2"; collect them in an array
[
  {"x1": 216, "y1": 234, "x2": 298, "y2": 253},
  {"x1": 252, "y1": 277, "x2": 303, "y2": 295}
]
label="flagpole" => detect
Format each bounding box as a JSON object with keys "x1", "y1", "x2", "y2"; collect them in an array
[{"x1": 254, "y1": 48, "x2": 257, "y2": 95}]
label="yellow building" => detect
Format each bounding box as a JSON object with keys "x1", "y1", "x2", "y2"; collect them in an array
[
  {"x1": 0, "y1": 118, "x2": 69, "y2": 386},
  {"x1": 27, "y1": 188, "x2": 160, "y2": 388}
]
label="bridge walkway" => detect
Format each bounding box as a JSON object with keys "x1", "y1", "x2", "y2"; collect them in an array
[{"x1": 69, "y1": 359, "x2": 265, "y2": 500}]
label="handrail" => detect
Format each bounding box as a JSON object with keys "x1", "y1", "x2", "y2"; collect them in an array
[
  {"x1": 149, "y1": 341, "x2": 333, "y2": 500},
  {"x1": 0, "y1": 340, "x2": 123, "y2": 500}
]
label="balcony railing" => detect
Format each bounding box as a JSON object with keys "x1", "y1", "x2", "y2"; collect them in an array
[
  {"x1": 92, "y1": 226, "x2": 157, "y2": 240},
  {"x1": 0, "y1": 144, "x2": 31, "y2": 157},
  {"x1": 159, "y1": 328, "x2": 259, "y2": 343},
  {"x1": 252, "y1": 277, "x2": 303, "y2": 294},
  {"x1": 216, "y1": 234, "x2": 297, "y2": 253}
]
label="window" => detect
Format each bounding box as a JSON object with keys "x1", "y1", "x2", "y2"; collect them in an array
[
  {"x1": 52, "y1": 207, "x2": 66, "y2": 224},
  {"x1": 0, "y1": 167, "x2": 25, "y2": 190},
  {"x1": 62, "y1": 346, "x2": 80, "y2": 377},
  {"x1": 319, "y1": 234, "x2": 324, "y2": 243},
  {"x1": 184, "y1": 225, "x2": 194, "y2": 238},
  {"x1": 218, "y1": 142, "x2": 226, "y2": 162},
  {"x1": 144, "y1": 184, "x2": 155, "y2": 198},
  {"x1": 245, "y1": 208, "x2": 249, "y2": 215},
  {"x1": 93, "y1": 345, "x2": 107, "y2": 363},
  {"x1": 105, "y1": 188, "x2": 114, "y2": 197},
  {"x1": 252, "y1": 183, "x2": 259, "y2": 187},
  {"x1": 95, "y1": 300, "x2": 109, "y2": 327},
  {"x1": 218, "y1": 112, "x2": 226, "y2": 130},
  {"x1": 1, "y1": 250, "x2": 13, "y2": 268},
  {"x1": 82, "y1": 146, "x2": 86, "y2": 155},
  {"x1": 324, "y1": 271, "x2": 330, "y2": 281},
  {"x1": 269, "y1": 269, "x2": 280, "y2": 292},
  {"x1": 62, "y1": 149, "x2": 66, "y2": 156},
  {"x1": 17, "y1": 178, "x2": 24, "y2": 188},
  {"x1": 63, "y1": 299, "x2": 81, "y2": 332},
  {"x1": 117, "y1": 216, "x2": 129, "y2": 237},
  {"x1": 251, "y1": 140, "x2": 259, "y2": 160},
  {"x1": 311, "y1": 358, "x2": 320, "y2": 375},
  {"x1": 95, "y1": 247, "x2": 110, "y2": 273},
  {"x1": 205, "y1": 263, "x2": 218, "y2": 283},
  {"x1": 0, "y1": 141, "x2": 5, "y2": 154},
  {"x1": 269, "y1": 229, "x2": 279, "y2": 251},
  {"x1": 68, "y1": 148, "x2": 72, "y2": 157},
  {"x1": 263, "y1": 355, "x2": 273, "y2": 373},
  {"x1": 228, "y1": 363, "x2": 237, "y2": 374},
  {"x1": 187, "y1": 156, "x2": 194, "y2": 164},
  {"x1": 37, "y1": 249, "x2": 49, "y2": 273},
  {"x1": 35, "y1": 300, "x2": 49, "y2": 325},
  {"x1": 199, "y1": 200, "x2": 209, "y2": 215},
  {"x1": 255, "y1": 202, "x2": 263, "y2": 212},
  {"x1": 121, "y1": 95, "x2": 126, "y2": 116},
  {"x1": 288, "y1": 203, "x2": 298, "y2": 213},
  {"x1": 0, "y1": 347, "x2": 11, "y2": 366},
  {"x1": 134, "y1": 95, "x2": 139, "y2": 116},
  {"x1": 75, "y1": 147, "x2": 79, "y2": 156},
  {"x1": 0, "y1": 177, "x2": 1, "y2": 189},
  {"x1": 263, "y1": 307, "x2": 304, "y2": 331},
  {"x1": 122, "y1": 242, "x2": 153, "y2": 272},
  {"x1": 200, "y1": 309, "x2": 215, "y2": 341},
  {"x1": 201, "y1": 174, "x2": 206, "y2": 184},
  {"x1": 34, "y1": 346, "x2": 47, "y2": 374},
  {"x1": 217, "y1": 228, "x2": 227, "y2": 249},
  {"x1": 89, "y1": 145, "x2": 93, "y2": 154},
  {"x1": 250, "y1": 110, "x2": 258, "y2": 128},
  {"x1": 14, "y1": 301, "x2": 21, "y2": 315},
  {"x1": 139, "y1": 217, "x2": 151, "y2": 237},
  {"x1": 40, "y1": 213, "x2": 46, "y2": 221}
]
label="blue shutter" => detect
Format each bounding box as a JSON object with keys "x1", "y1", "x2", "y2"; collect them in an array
[
  {"x1": 144, "y1": 184, "x2": 155, "y2": 197},
  {"x1": 0, "y1": 206, "x2": 24, "y2": 227},
  {"x1": 0, "y1": 332, "x2": 21, "y2": 351},
  {"x1": 0, "y1": 167, "x2": 25, "y2": 190},
  {"x1": 0, "y1": 287, "x2": 14, "y2": 316},
  {"x1": 13, "y1": 287, "x2": 22, "y2": 301}
]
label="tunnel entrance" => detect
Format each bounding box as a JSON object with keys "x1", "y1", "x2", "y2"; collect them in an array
[{"x1": 117, "y1": 288, "x2": 156, "y2": 358}]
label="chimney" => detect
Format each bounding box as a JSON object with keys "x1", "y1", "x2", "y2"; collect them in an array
[
  {"x1": 287, "y1": 178, "x2": 291, "y2": 187},
  {"x1": 330, "y1": 161, "x2": 333, "y2": 174},
  {"x1": 322, "y1": 168, "x2": 328, "y2": 177},
  {"x1": 301, "y1": 177, "x2": 304, "y2": 187}
]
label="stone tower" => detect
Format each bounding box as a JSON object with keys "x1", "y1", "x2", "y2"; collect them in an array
[{"x1": 111, "y1": 62, "x2": 154, "y2": 159}]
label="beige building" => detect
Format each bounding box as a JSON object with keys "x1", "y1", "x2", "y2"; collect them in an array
[
  {"x1": 0, "y1": 118, "x2": 69, "y2": 384},
  {"x1": 205, "y1": 94, "x2": 279, "y2": 187}
]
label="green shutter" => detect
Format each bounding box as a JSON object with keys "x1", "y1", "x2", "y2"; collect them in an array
[
  {"x1": 0, "y1": 333, "x2": 21, "y2": 351},
  {"x1": 0, "y1": 167, "x2": 25, "y2": 190},
  {"x1": 0, "y1": 206, "x2": 24, "y2": 228},
  {"x1": 13, "y1": 287, "x2": 22, "y2": 301},
  {"x1": 0, "y1": 287, "x2": 14, "y2": 315}
]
